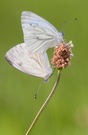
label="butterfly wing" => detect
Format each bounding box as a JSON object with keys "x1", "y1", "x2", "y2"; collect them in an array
[
  {"x1": 21, "y1": 11, "x2": 63, "y2": 53},
  {"x1": 5, "y1": 43, "x2": 52, "y2": 80}
]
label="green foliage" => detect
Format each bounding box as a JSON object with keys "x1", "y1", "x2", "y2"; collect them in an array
[{"x1": 0, "y1": 0, "x2": 88, "y2": 135}]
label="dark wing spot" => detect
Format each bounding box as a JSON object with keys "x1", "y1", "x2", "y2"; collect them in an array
[{"x1": 5, "y1": 56, "x2": 13, "y2": 66}]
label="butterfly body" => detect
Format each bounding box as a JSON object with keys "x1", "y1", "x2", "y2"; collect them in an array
[
  {"x1": 5, "y1": 43, "x2": 52, "y2": 80},
  {"x1": 5, "y1": 11, "x2": 63, "y2": 80},
  {"x1": 21, "y1": 11, "x2": 63, "y2": 53}
]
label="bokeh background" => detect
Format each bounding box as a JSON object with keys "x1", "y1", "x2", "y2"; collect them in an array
[{"x1": 0, "y1": 0, "x2": 88, "y2": 135}]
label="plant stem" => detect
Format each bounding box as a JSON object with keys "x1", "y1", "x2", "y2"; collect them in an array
[{"x1": 25, "y1": 70, "x2": 61, "y2": 135}]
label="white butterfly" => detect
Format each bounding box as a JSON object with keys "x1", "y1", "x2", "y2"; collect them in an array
[
  {"x1": 5, "y1": 11, "x2": 63, "y2": 80},
  {"x1": 5, "y1": 43, "x2": 52, "y2": 80},
  {"x1": 21, "y1": 11, "x2": 63, "y2": 53}
]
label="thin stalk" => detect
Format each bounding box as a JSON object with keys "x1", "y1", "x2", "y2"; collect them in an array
[{"x1": 25, "y1": 70, "x2": 61, "y2": 135}]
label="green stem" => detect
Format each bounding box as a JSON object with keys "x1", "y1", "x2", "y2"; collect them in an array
[{"x1": 25, "y1": 70, "x2": 61, "y2": 135}]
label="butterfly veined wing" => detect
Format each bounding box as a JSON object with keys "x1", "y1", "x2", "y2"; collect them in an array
[
  {"x1": 21, "y1": 11, "x2": 63, "y2": 53},
  {"x1": 5, "y1": 43, "x2": 52, "y2": 80}
]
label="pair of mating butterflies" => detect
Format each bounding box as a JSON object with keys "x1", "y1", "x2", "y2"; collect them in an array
[{"x1": 5, "y1": 11, "x2": 64, "y2": 81}]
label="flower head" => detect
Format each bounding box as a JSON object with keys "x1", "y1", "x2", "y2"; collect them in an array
[{"x1": 51, "y1": 41, "x2": 74, "y2": 70}]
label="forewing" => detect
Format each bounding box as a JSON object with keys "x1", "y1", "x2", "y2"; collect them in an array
[
  {"x1": 5, "y1": 43, "x2": 52, "y2": 80},
  {"x1": 21, "y1": 11, "x2": 63, "y2": 53}
]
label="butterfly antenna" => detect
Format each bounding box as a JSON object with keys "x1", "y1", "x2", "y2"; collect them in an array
[
  {"x1": 62, "y1": 21, "x2": 66, "y2": 32},
  {"x1": 65, "y1": 17, "x2": 78, "y2": 29},
  {"x1": 68, "y1": 17, "x2": 77, "y2": 26},
  {"x1": 34, "y1": 68, "x2": 56, "y2": 99},
  {"x1": 34, "y1": 82, "x2": 43, "y2": 99}
]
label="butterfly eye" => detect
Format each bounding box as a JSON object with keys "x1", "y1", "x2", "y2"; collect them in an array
[{"x1": 61, "y1": 32, "x2": 64, "y2": 37}]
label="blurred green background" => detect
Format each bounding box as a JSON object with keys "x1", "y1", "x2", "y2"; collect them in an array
[{"x1": 0, "y1": 0, "x2": 88, "y2": 135}]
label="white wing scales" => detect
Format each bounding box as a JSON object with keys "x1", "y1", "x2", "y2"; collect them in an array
[
  {"x1": 21, "y1": 11, "x2": 63, "y2": 53},
  {"x1": 5, "y1": 11, "x2": 63, "y2": 80},
  {"x1": 5, "y1": 43, "x2": 52, "y2": 80}
]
